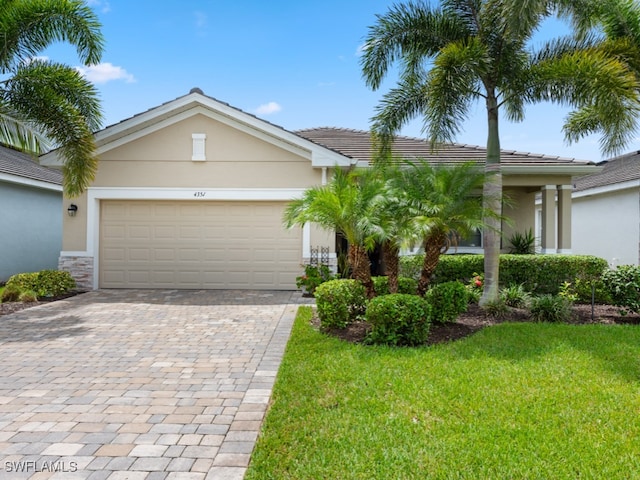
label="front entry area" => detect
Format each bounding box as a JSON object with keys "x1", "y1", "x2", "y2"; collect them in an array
[{"x1": 99, "y1": 200, "x2": 301, "y2": 289}]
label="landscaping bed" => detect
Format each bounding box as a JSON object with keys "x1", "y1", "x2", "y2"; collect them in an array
[{"x1": 318, "y1": 303, "x2": 640, "y2": 345}]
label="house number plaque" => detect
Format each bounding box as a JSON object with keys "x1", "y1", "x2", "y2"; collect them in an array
[{"x1": 193, "y1": 192, "x2": 206, "y2": 197}]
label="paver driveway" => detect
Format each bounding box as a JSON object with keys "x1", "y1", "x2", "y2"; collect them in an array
[{"x1": 0, "y1": 289, "x2": 308, "y2": 479}]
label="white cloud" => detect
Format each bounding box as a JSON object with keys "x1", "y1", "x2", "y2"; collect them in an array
[
  {"x1": 86, "y1": 0, "x2": 111, "y2": 13},
  {"x1": 254, "y1": 102, "x2": 282, "y2": 115},
  {"x1": 75, "y1": 62, "x2": 135, "y2": 84}
]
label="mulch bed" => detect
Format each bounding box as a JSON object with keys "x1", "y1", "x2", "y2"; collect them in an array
[
  {"x1": 315, "y1": 303, "x2": 640, "y2": 345},
  {"x1": 0, "y1": 291, "x2": 84, "y2": 317}
]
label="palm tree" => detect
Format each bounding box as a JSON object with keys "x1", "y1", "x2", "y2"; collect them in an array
[
  {"x1": 283, "y1": 167, "x2": 381, "y2": 298},
  {"x1": 360, "y1": 0, "x2": 640, "y2": 304},
  {"x1": 391, "y1": 161, "x2": 491, "y2": 296},
  {"x1": 368, "y1": 163, "x2": 418, "y2": 294},
  {"x1": 0, "y1": 0, "x2": 104, "y2": 196}
]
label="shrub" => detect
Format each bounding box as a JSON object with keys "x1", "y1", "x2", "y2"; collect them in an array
[
  {"x1": 372, "y1": 276, "x2": 418, "y2": 296},
  {"x1": 482, "y1": 298, "x2": 510, "y2": 319},
  {"x1": 529, "y1": 295, "x2": 573, "y2": 323},
  {"x1": 6, "y1": 270, "x2": 76, "y2": 298},
  {"x1": 366, "y1": 294, "x2": 432, "y2": 346},
  {"x1": 1, "y1": 285, "x2": 21, "y2": 303},
  {"x1": 500, "y1": 284, "x2": 531, "y2": 308},
  {"x1": 18, "y1": 290, "x2": 38, "y2": 303},
  {"x1": 398, "y1": 255, "x2": 423, "y2": 281},
  {"x1": 602, "y1": 265, "x2": 640, "y2": 314},
  {"x1": 314, "y1": 279, "x2": 367, "y2": 328},
  {"x1": 507, "y1": 229, "x2": 535, "y2": 254},
  {"x1": 465, "y1": 272, "x2": 484, "y2": 304},
  {"x1": 296, "y1": 264, "x2": 335, "y2": 295},
  {"x1": 425, "y1": 281, "x2": 468, "y2": 323}
]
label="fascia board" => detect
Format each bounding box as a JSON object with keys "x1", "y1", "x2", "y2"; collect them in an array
[
  {"x1": 501, "y1": 164, "x2": 603, "y2": 176},
  {"x1": 573, "y1": 179, "x2": 640, "y2": 198},
  {"x1": 0, "y1": 172, "x2": 62, "y2": 191}
]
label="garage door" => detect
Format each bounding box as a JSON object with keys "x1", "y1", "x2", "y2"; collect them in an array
[{"x1": 100, "y1": 200, "x2": 302, "y2": 289}]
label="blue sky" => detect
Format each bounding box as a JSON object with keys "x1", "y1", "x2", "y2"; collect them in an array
[{"x1": 44, "y1": 0, "x2": 640, "y2": 162}]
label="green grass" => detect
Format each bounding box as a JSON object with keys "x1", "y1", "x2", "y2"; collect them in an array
[{"x1": 246, "y1": 307, "x2": 640, "y2": 479}]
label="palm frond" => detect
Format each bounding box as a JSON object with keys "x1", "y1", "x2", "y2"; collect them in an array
[{"x1": 0, "y1": 0, "x2": 104, "y2": 71}]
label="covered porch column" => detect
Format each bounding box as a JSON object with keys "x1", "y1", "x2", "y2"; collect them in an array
[
  {"x1": 541, "y1": 185, "x2": 556, "y2": 254},
  {"x1": 557, "y1": 184, "x2": 573, "y2": 254}
]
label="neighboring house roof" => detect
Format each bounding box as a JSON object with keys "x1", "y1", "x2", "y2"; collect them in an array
[
  {"x1": 296, "y1": 127, "x2": 596, "y2": 168},
  {"x1": 0, "y1": 144, "x2": 62, "y2": 190},
  {"x1": 41, "y1": 88, "x2": 354, "y2": 169},
  {"x1": 573, "y1": 151, "x2": 640, "y2": 192}
]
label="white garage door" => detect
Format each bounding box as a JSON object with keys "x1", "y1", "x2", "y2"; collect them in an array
[{"x1": 100, "y1": 200, "x2": 301, "y2": 289}]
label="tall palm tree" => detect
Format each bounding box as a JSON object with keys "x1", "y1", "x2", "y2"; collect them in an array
[
  {"x1": 0, "y1": 0, "x2": 104, "y2": 196},
  {"x1": 391, "y1": 161, "x2": 491, "y2": 296},
  {"x1": 283, "y1": 167, "x2": 382, "y2": 298},
  {"x1": 361, "y1": 0, "x2": 640, "y2": 304}
]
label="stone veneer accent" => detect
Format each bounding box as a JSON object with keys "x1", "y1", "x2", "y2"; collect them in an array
[{"x1": 59, "y1": 255, "x2": 93, "y2": 290}]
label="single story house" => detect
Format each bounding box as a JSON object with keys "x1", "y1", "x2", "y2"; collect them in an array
[
  {"x1": 0, "y1": 145, "x2": 63, "y2": 282},
  {"x1": 570, "y1": 152, "x2": 640, "y2": 266},
  {"x1": 41, "y1": 89, "x2": 600, "y2": 290}
]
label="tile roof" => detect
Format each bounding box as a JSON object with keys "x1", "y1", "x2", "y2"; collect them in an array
[
  {"x1": 295, "y1": 127, "x2": 593, "y2": 166},
  {"x1": 0, "y1": 144, "x2": 62, "y2": 185},
  {"x1": 573, "y1": 151, "x2": 640, "y2": 191}
]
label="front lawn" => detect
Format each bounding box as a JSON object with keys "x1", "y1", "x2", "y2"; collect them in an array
[{"x1": 246, "y1": 306, "x2": 640, "y2": 479}]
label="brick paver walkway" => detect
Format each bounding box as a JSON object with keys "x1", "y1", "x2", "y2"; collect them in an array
[{"x1": 0, "y1": 289, "x2": 308, "y2": 479}]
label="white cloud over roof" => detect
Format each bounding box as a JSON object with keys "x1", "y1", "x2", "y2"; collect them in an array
[
  {"x1": 254, "y1": 102, "x2": 282, "y2": 115},
  {"x1": 76, "y1": 62, "x2": 135, "y2": 84}
]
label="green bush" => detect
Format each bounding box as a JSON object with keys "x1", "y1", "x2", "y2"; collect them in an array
[
  {"x1": 366, "y1": 294, "x2": 432, "y2": 346},
  {"x1": 482, "y1": 298, "x2": 510, "y2": 319},
  {"x1": 6, "y1": 270, "x2": 76, "y2": 298},
  {"x1": 398, "y1": 255, "x2": 424, "y2": 281},
  {"x1": 425, "y1": 281, "x2": 468, "y2": 323},
  {"x1": 1, "y1": 285, "x2": 21, "y2": 302},
  {"x1": 296, "y1": 264, "x2": 335, "y2": 295},
  {"x1": 602, "y1": 265, "x2": 640, "y2": 314},
  {"x1": 372, "y1": 276, "x2": 418, "y2": 296},
  {"x1": 500, "y1": 284, "x2": 531, "y2": 308},
  {"x1": 529, "y1": 295, "x2": 573, "y2": 323},
  {"x1": 401, "y1": 253, "x2": 609, "y2": 297},
  {"x1": 18, "y1": 290, "x2": 38, "y2": 303},
  {"x1": 314, "y1": 279, "x2": 367, "y2": 329}
]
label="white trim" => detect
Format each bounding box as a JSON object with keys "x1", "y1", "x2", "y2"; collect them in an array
[
  {"x1": 573, "y1": 179, "x2": 640, "y2": 198},
  {"x1": 0, "y1": 172, "x2": 62, "y2": 191},
  {"x1": 40, "y1": 93, "x2": 353, "y2": 168},
  {"x1": 303, "y1": 223, "x2": 311, "y2": 258},
  {"x1": 541, "y1": 248, "x2": 557, "y2": 254},
  {"x1": 502, "y1": 165, "x2": 602, "y2": 176},
  {"x1": 541, "y1": 184, "x2": 557, "y2": 191},
  {"x1": 84, "y1": 186, "x2": 309, "y2": 289},
  {"x1": 557, "y1": 249, "x2": 572, "y2": 254},
  {"x1": 60, "y1": 251, "x2": 90, "y2": 257}
]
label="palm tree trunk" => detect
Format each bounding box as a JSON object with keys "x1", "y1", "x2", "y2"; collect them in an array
[
  {"x1": 417, "y1": 233, "x2": 446, "y2": 297},
  {"x1": 382, "y1": 241, "x2": 400, "y2": 293},
  {"x1": 349, "y1": 244, "x2": 374, "y2": 298},
  {"x1": 480, "y1": 92, "x2": 502, "y2": 306}
]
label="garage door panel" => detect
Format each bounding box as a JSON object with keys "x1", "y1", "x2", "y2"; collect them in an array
[{"x1": 100, "y1": 200, "x2": 302, "y2": 289}]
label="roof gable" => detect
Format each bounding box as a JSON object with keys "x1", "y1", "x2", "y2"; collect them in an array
[{"x1": 40, "y1": 89, "x2": 353, "y2": 169}]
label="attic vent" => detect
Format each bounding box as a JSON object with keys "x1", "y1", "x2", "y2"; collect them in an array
[{"x1": 192, "y1": 133, "x2": 206, "y2": 161}]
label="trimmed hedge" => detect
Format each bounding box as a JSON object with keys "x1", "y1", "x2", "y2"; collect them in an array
[
  {"x1": 366, "y1": 294, "x2": 432, "y2": 346},
  {"x1": 425, "y1": 281, "x2": 468, "y2": 323},
  {"x1": 371, "y1": 276, "x2": 418, "y2": 296},
  {"x1": 314, "y1": 279, "x2": 367, "y2": 329},
  {"x1": 400, "y1": 254, "x2": 609, "y2": 299},
  {"x1": 6, "y1": 270, "x2": 76, "y2": 298}
]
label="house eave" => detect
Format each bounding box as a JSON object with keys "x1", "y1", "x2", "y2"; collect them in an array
[
  {"x1": 573, "y1": 179, "x2": 640, "y2": 198},
  {"x1": 501, "y1": 164, "x2": 602, "y2": 176},
  {"x1": 0, "y1": 172, "x2": 62, "y2": 191}
]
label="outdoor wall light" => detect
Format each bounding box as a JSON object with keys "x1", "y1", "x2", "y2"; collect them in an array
[{"x1": 67, "y1": 204, "x2": 78, "y2": 217}]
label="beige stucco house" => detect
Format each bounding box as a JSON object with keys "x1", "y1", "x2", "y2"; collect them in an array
[{"x1": 41, "y1": 89, "x2": 600, "y2": 290}]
